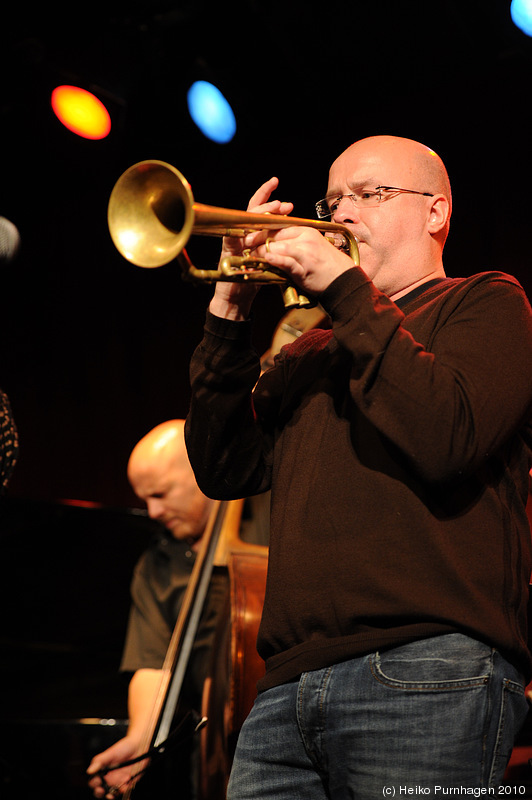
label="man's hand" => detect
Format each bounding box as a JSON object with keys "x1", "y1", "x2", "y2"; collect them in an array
[
  {"x1": 87, "y1": 735, "x2": 146, "y2": 799},
  {"x1": 209, "y1": 177, "x2": 294, "y2": 321},
  {"x1": 243, "y1": 225, "x2": 355, "y2": 297}
]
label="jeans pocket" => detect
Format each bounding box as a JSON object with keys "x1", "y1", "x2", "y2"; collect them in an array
[
  {"x1": 370, "y1": 633, "x2": 492, "y2": 691},
  {"x1": 366, "y1": 635, "x2": 527, "y2": 785},
  {"x1": 488, "y1": 676, "x2": 529, "y2": 784}
]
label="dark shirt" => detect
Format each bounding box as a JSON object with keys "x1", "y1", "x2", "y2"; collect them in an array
[
  {"x1": 120, "y1": 531, "x2": 229, "y2": 701},
  {"x1": 120, "y1": 497, "x2": 270, "y2": 700}
]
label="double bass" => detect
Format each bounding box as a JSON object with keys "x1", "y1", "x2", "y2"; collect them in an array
[{"x1": 94, "y1": 497, "x2": 266, "y2": 799}]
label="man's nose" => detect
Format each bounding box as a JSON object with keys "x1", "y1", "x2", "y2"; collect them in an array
[
  {"x1": 147, "y1": 498, "x2": 165, "y2": 519},
  {"x1": 332, "y1": 196, "x2": 360, "y2": 224}
]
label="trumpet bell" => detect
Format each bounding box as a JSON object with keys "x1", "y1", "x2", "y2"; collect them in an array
[{"x1": 108, "y1": 160, "x2": 194, "y2": 268}]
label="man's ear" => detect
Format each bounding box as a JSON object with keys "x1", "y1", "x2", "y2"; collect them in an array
[{"x1": 427, "y1": 194, "x2": 450, "y2": 236}]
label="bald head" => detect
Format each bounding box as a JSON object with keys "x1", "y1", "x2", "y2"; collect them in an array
[
  {"x1": 331, "y1": 135, "x2": 452, "y2": 241},
  {"x1": 128, "y1": 420, "x2": 214, "y2": 542},
  {"x1": 327, "y1": 135, "x2": 452, "y2": 297},
  {"x1": 128, "y1": 420, "x2": 187, "y2": 476}
]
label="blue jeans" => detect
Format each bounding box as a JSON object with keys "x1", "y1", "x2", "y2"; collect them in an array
[{"x1": 227, "y1": 634, "x2": 528, "y2": 799}]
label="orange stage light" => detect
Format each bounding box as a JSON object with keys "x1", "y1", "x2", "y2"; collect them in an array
[{"x1": 51, "y1": 85, "x2": 111, "y2": 140}]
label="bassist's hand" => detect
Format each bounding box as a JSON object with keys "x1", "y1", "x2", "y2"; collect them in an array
[{"x1": 87, "y1": 735, "x2": 147, "y2": 798}]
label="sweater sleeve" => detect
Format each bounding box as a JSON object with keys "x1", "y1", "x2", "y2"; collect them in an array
[
  {"x1": 319, "y1": 268, "x2": 532, "y2": 484},
  {"x1": 186, "y1": 311, "x2": 274, "y2": 499}
]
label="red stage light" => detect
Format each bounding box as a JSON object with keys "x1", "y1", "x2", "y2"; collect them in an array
[{"x1": 51, "y1": 85, "x2": 111, "y2": 140}]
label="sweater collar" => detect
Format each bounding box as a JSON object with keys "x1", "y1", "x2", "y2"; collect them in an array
[{"x1": 394, "y1": 278, "x2": 448, "y2": 311}]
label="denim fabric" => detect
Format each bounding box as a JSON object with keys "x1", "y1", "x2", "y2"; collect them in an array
[{"x1": 227, "y1": 634, "x2": 528, "y2": 799}]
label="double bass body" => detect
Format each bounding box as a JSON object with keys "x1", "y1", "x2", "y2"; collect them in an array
[{"x1": 199, "y1": 499, "x2": 268, "y2": 800}]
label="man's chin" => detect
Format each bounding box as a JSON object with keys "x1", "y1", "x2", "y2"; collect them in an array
[
  {"x1": 163, "y1": 519, "x2": 184, "y2": 538},
  {"x1": 168, "y1": 528, "x2": 187, "y2": 540},
  {"x1": 168, "y1": 524, "x2": 200, "y2": 543}
]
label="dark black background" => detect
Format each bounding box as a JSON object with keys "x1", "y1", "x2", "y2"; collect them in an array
[{"x1": 2, "y1": 0, "x2": 532, "y2": 508}]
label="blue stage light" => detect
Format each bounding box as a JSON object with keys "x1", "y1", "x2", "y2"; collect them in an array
[
  {"x1": 511, "y1": 0, "x2": 532, "y2": 36},
  {"x1": 187, "y1": 80, "x2": 237, "y2": 143}
]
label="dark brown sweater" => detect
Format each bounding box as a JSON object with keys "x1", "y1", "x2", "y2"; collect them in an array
[{"x1": 186, "y1": 267, "x2": 532, "y2": 690}]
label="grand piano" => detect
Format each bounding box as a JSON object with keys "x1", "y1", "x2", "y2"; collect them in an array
[{"x1": 0, "y1": 495, "x2": 162, "y2": 799}]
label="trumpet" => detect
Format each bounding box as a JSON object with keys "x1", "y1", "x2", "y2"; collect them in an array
[{"x1": 107, "y1": 160, "x2": 359, "y2": 308}]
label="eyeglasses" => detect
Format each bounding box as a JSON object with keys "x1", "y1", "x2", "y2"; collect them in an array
[{"x1": 315, "y1": 186, "x2": 434, "y2": 219}]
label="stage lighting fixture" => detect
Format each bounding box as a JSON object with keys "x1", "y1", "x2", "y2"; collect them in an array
[
  {"x1": 51, "y1": 85, "x2": 112, "y2": 140},
  {"x1": 511, "y1": 0, "x2": 532, "y2": 36},
  {"x1": 187, "y1": 80, "x2": 236, "y2": 144}
]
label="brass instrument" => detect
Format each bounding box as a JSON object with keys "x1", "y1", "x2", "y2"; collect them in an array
[{"x1": 107, "y1": 160, "x2": 359, "y2": 308}]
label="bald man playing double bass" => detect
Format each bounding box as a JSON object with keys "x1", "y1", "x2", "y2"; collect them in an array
[{"x1": 87, "y1": 420, "x2": 224, "y2": 799}]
